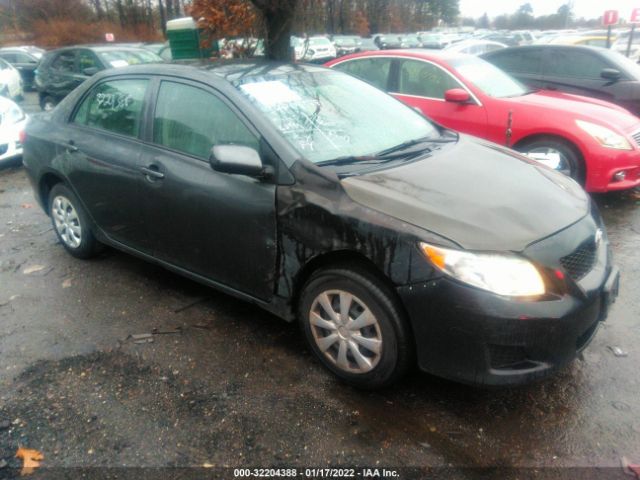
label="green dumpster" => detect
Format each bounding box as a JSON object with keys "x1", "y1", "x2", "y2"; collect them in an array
[{"x1": 167, "y1": 17, "x2": 202, "y2": 60}]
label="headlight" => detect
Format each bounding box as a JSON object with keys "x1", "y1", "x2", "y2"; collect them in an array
[
  {"x1": 419, "y1": 242, "x2": 545, "y2": 297},
  {"x1": 576, "y1": 120, "x2": 632, "y2": 150},
  {"x1": 1, "y1": 103, "x2": 25, "y2": 125}
]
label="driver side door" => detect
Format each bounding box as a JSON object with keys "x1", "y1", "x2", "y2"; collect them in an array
[
  {"x1": 137, "y1": 79, "x2": 277, "y2": 300},
  {"x1": 390, "y1": 59, "x2": 489, "y2": 138}
]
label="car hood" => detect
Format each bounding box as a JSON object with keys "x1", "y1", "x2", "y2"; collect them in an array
[
  {"x1": 508, "y1": 90, "x2": 639, "y2": 131},
  {"x1": 341, "y1": 135, "x2": 590, "y2": 252}
]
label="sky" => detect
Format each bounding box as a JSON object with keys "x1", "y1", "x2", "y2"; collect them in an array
[{"x1": 459, "y1": 0, "x2": 638, "y2": 20}]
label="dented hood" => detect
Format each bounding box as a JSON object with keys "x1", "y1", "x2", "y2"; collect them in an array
[{"x1": 341, "y1": 135, "x2": 590, "y2": 252}]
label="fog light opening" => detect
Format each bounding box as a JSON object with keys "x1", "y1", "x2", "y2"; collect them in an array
[{"x1": 613, "y1": 170, "x2": 627, "y2": 182}]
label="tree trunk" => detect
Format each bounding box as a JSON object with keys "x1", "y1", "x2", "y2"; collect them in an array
[
  {"x1": 92, "y1": 0, "x2": 104, "y2": 19},
  {"x1": 250, "y1": 0, "x2": 298, "y2": 60},
  {"x1": 264, "y1": 10, "x2": 292, "y2": 60},
  {"x1": 165, "y1": 0, "x2": 174, "y2": 19},
  {"x1": 158, "y1": 0, "x2": 167, "y2": 35},
  {"x1": 116, "y1": 0, "x2": 126, "y2": 27}
]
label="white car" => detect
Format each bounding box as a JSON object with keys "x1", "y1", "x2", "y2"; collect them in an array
[
  {"x1": 0, "y1": 96, "x2": 27, "y2": 164},
  {"x1": 293, "y1": 36, "x2": 337, "y2": 62},
  {"x1": 0, "y1": 57, "x2": 24, "y2": 100}
]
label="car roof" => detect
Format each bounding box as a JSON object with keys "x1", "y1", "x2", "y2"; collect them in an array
[
  {"x1": 91, "y1": 60, "x2": 329, "y2": 84},
  {"x1": 335, "y1": 48, "x2": 468, "y2": 64}
]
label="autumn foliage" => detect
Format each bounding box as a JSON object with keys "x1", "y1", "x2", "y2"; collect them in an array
[{"x1": 189, "y1": 0, "x2": 260, "y2": 38}]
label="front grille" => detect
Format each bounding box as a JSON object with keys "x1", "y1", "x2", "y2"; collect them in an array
[
  {"x1": 0, "y1": 144, "x2": 8, "y2": 156},
  {"x1": 632, "y1": 129, "x2": 640, "y2": 147},
  {"x1": 560, "y1": 237, "x2": 598, "y2": 281}
]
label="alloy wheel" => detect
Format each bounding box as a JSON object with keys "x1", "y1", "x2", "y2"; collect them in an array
[{"x1": 525, "y1": 146, "x2": 573, "y2": 177}]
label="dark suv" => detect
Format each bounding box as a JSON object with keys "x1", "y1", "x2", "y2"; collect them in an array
[
  {"x1": 35, "y1": 45, "x2": 162, "y2": 111},
  {"x1": 482, "y1": 45, "x2": 640, "y2": 117}
]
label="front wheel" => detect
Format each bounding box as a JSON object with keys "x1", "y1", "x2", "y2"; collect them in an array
[
  {"x1": 298, "y1": 267, "x2": 413, "y2": 389},
  {"x1": 517, "y1": 137, "x2": 585, "y2": 185}
]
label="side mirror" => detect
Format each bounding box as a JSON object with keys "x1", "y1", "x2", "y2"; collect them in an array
[
  {"x1": 601, "y1": 68, "x2": 621, "y2": 81},
  {"x1": 444, "y1": 88, "x2": 471, "y2": 103},
  {"x1": 209, "y1": 144, "x2": 264, "y2": 176},
  {"x1": 83, "y1": 67, "x2": 99, "y2": 76}
]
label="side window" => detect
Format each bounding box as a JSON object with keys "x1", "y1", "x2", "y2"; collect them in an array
[
  {"x1": 73, "y1": 79, "x2": 148, "y2": 137},
  {"x1": 544, "y1": 49, "x2": 609, "y2": 79},
  {"x1": 0, "y1": 53, "x2": 17, "y2": 63},
  {"x1": 51, "y1": 51, "x2": 76, "y2": 73},
  {"x1": 153, "y1": 81, "x2": 259, "y2": 159},
  {"x1": 397, "y1": 59, "x2": 460, "y2": 99},
  {"x1": 0, "y1": 59, "x2": 9, "y2": 70},
  {"x1": 489, "y1": 48, "x2": 543, "y2": 74},
  {"x1": 77, "y1": 51, "x2": 100, "y2": 72},
  {"x1": 15, "y1": 53, "x2": 36, "y2": 64},
  {"x1": 332, "y1": 58, "x2": 392, "y2": 90}
]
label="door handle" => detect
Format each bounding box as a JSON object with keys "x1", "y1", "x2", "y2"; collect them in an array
[
  {"x1": 140, "y1": 165, "x2": 165, "y2": 180},
  {"x1": 64, "y1": 141, "x2": 78, "y2": 153}
]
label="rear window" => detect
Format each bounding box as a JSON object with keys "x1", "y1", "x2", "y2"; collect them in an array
[{"x1": 73, "y1": 79, "x2": 148, "y2": 137}]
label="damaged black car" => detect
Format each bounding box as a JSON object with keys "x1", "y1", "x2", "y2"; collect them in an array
[{"x1": 23, "y1": 62, "x2": 619, "y2": 388}]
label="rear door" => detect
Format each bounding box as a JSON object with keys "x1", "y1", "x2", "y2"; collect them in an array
[
  {"x1": 63, "y1": 77, "x2": 151, "y2": 251},
  {"x1": 391, "y1": 58, "x2": 488, "y2": 137},
  {"x1": 541, "y1": 47, "x2": 620, "y2": 103},
  {"x1": 137, "y1": 78, "x2": 277, "y2": 300}
]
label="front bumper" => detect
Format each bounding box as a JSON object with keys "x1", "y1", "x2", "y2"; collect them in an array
[
  {"x1": 398, "y1": 213, "x2": 618, "y2": 386},
  {"x1": 0, "y1": 117, "x2": 26, "y2": 164},
  {"x1": 398, "y1": 267, "x2": 618, "y2": 386},
  {"x1": 586, "y1": 144, "x2": 640, "y2": 192}
]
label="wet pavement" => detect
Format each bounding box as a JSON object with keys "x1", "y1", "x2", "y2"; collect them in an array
[{"x1": 1, "y1": 95, "x2": 640, "y2": 478}]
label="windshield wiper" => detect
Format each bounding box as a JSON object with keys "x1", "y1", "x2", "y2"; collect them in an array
[
  {"x1": 316, "y1": 149, "x2": 427, "y2": 167},
  {"x1": 375, "y1": 134, "x2": 456, "y2": 157}
]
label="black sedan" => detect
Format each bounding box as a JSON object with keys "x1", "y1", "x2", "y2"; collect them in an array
[
  {"x1": 482, "y1": 45, "x2": 640, "y2": 117},
  {"x1": 23, "y1": 62, "x2": 619, "y2": 388}
]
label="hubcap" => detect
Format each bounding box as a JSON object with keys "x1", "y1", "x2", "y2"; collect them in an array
[
  {"x1": 309, "y1": 290, "x2": 382, "y2": 374},
  {"x1": 43, "y1": 101, "x2": 55, "y2": 112},
  {"x1": 525, "y1": 147, "x2": 572, "y2": 177},
  {"x1": 52, "y1": 195, "x2": 82, "y2": 248}
]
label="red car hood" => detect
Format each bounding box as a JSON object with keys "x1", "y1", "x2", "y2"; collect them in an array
[{"x1": 506, "y1": 90, "x2": 640, "y2": 132}]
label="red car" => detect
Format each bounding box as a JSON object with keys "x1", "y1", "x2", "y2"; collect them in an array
[{"x1": 326, "y1": 50, "x2": 640, "y2": 192}]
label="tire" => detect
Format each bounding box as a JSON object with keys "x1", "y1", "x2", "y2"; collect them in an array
[
  {"x1": 48, "y1": 183, "x2": 101, "y2": 259},
  {"x1": 516, "y1": 137, "x2": 585, "y2": 185},
  {"x1": 40, "y1": 95, "x2": 57, "y2": 112},
  {"x1": 298, "y1": 266, "x2": 413, "y2": 389}
]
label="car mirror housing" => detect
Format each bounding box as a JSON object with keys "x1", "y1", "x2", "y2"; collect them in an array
[
  {"x1": 601, "y1": 68, "x2": 621, "y2": 81},
  {"x1": 83, "y1": 67, "x2": 100, "y2": 76},
  {"x1": 444, "y1": 88, "x2": 471, "y2": 103},
  {"x1": 209, "y1": 144, "x2": 264, "y2": 177}
]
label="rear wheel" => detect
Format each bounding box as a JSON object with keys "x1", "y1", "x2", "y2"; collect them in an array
[
  {"x1": 48, "y1": 183, "x2": 101, "y2": 259},
  {"x1": 298, "y1": 267, "x2": 413, "y2": 388},
  {"x1": 517, "y1": 137, "x2": 585, "y2": 185}
]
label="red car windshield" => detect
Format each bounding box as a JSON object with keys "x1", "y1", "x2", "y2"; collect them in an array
[{"x1": 450, "y1": 56, "x2": 530, "y2": 98}]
